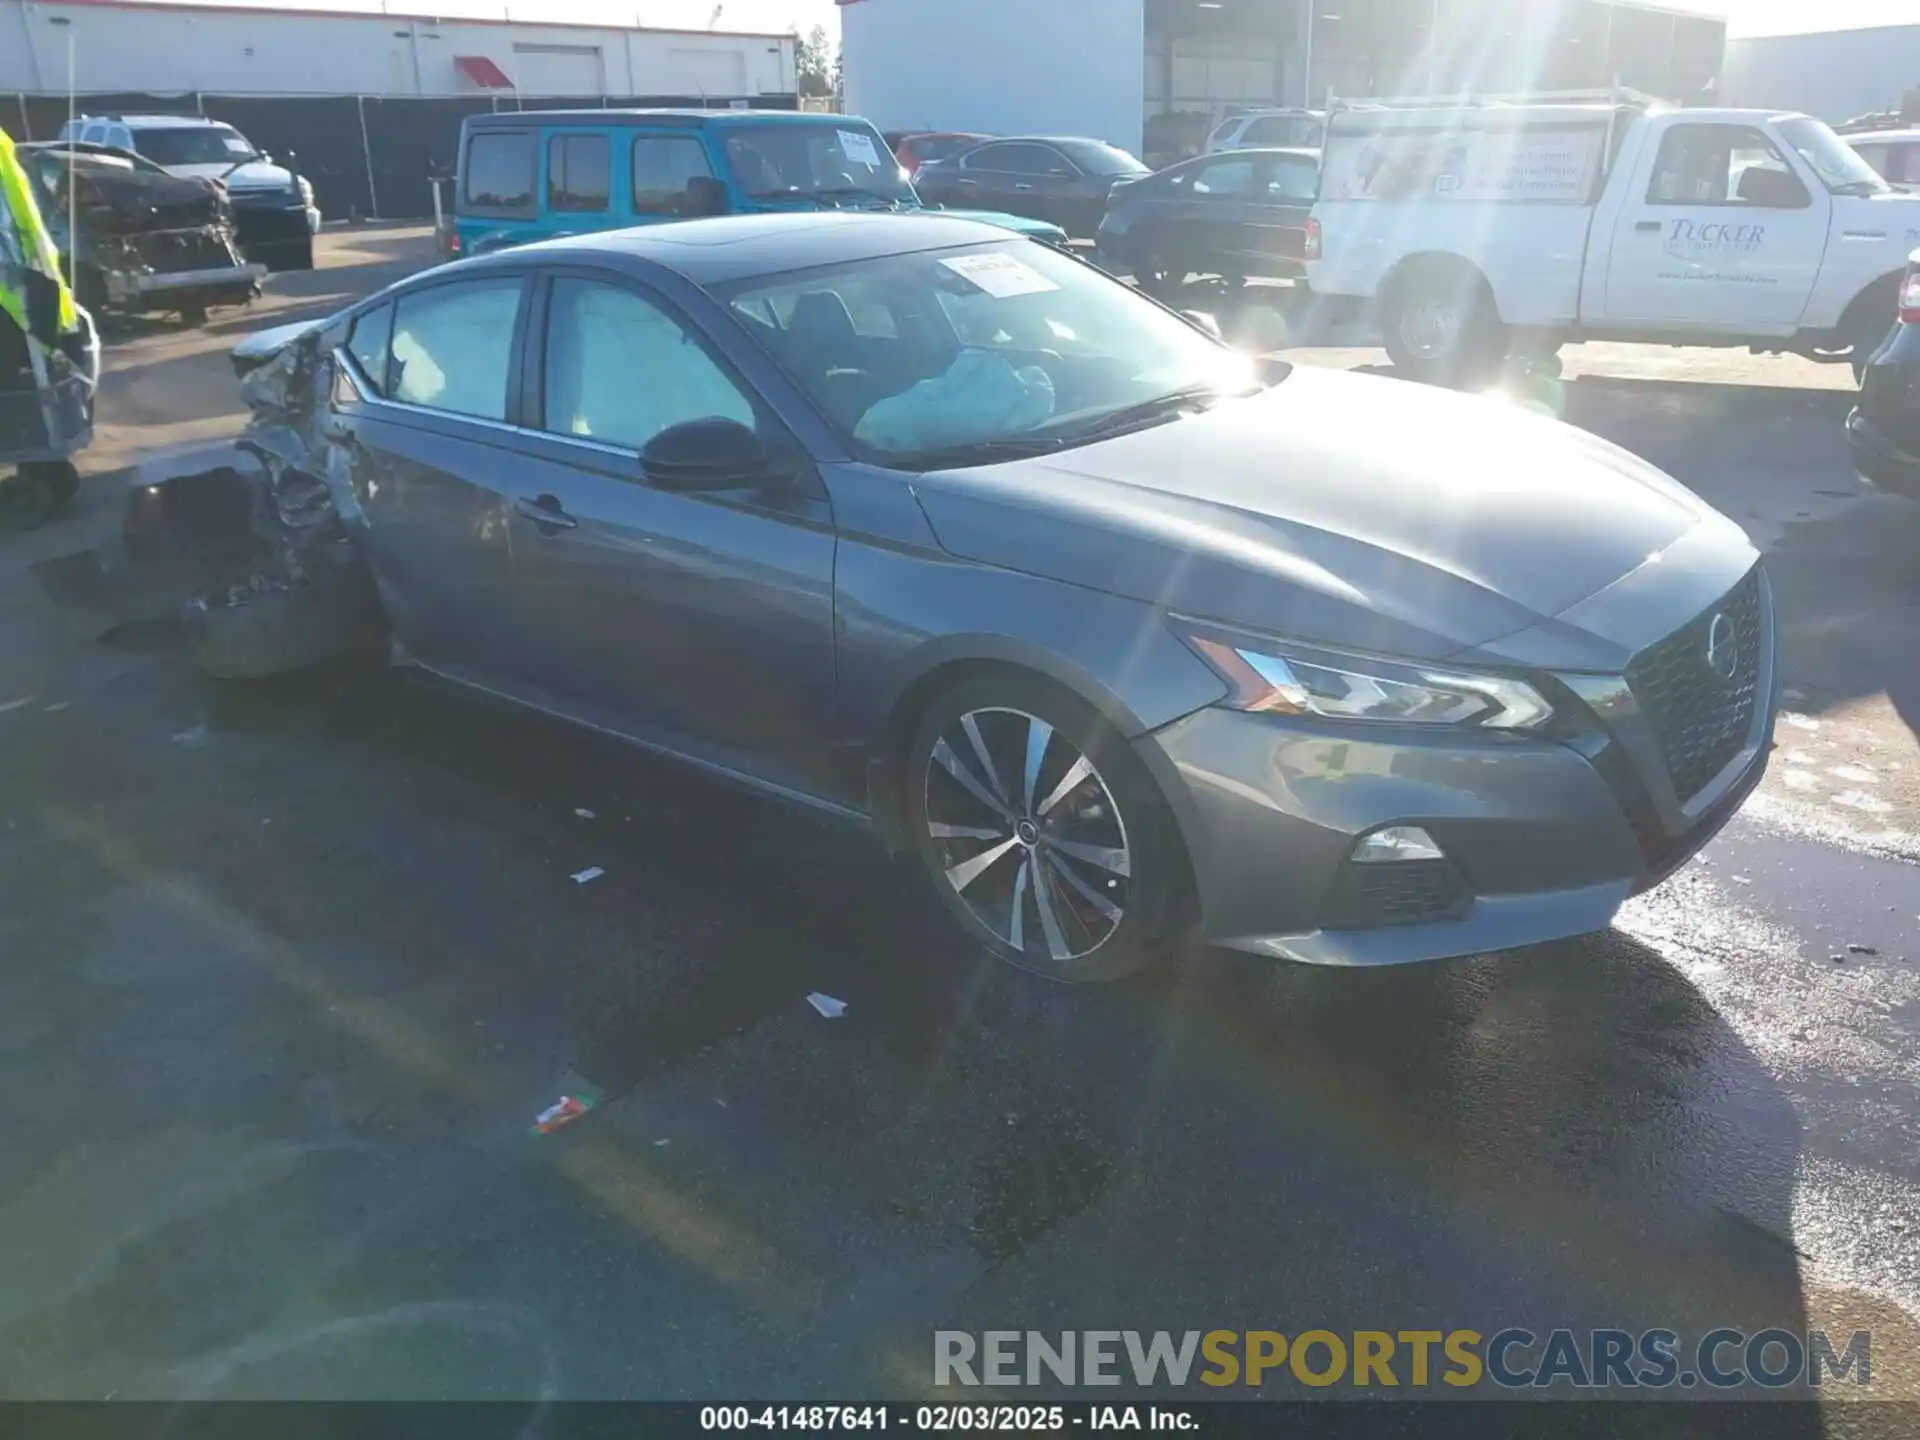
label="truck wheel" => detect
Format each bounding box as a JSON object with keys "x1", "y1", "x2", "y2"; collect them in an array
[
  {"x1": 273, "y1": 237, "x2": 316, "y2": 273},
  {"x1": 183, "y1": 565, "x2": 384, "y2": 682},
  {"x1": 1381, "y1": 260, "x2": 1506, "y2": 388}
]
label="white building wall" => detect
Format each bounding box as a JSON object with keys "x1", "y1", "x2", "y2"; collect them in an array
[
  {"x1": 1722, "y1": 24, "x2": 1920, "y2": 122},
  {"x1": 2, "y1": 0, "x2": 796, "y2": 99},
  {"x1": 842, "y1": 0, "x2": 1146, "y2": 156}
]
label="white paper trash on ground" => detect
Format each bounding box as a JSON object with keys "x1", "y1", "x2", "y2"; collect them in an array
[
  {"x1": 806, "y1": 992, "x2": 848, "y2": 1019},
  {"x1": 571, "y1": 866, "x2": 607, "y2": 885}
]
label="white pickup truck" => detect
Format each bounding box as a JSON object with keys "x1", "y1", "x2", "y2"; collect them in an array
[{"x1": 1304, "y1": 93, "x2": 1920, "y2": 385}]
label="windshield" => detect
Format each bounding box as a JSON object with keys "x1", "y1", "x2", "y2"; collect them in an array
[
  {"x1": 1054, "y1": 139, "x2": 1150, "y2": 177},
  {"x1": 1775, "y1": 116, "x2": 1890, "y2": 193},
  {"x1": 133, "y1": 125, "x2": 258, "y2": 167},
  {"x1": 723, "y1": 122, "x2": 915, "y2": 205},
  {"x1": 720, "y1": 240, "x2": 1258, "y2": 466}
]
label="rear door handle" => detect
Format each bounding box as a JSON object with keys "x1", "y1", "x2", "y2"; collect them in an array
[
  {"x1": 515, "y1": 493, "x2": 578, "y2": 532},
  {"x1": 1634, "y1": 220, "x2": 1661, "y2": 232}
]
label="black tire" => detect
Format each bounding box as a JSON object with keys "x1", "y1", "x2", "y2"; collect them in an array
[
  {"x1": 179, "y1": 305, "x2": 210, "y2": 328},
  {"x1": 0, "y1": 460, "x2": 79, "y2": 530},
  {"x1": 904, "y1": 672, "x2": 1190, "y2": 983},
  {"x1": 183, "y1": 565, "x2": 384, "y2": 682},
  {"x1": 1379, "y1": 259, "x2": 1507, "y2": 388},
  {"x1": 276, "y1": 236, "x2": 316, "y2": 273},
  {"x1": 1134, "y1": 252, "x2": 1185, "y2": 299}
]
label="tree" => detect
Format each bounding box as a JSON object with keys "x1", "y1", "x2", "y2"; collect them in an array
[{"x1": 796, "y1": 24, "x2": 835, "y2": 99}]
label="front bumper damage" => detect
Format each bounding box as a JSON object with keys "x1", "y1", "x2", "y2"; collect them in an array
[{"x1": 93, "y1": 227, "x2": 263, "y2": 316}]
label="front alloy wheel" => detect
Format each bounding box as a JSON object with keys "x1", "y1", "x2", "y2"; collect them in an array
[{"x1": 908, "y1": 680, "x2": 1183, "y2": 982}]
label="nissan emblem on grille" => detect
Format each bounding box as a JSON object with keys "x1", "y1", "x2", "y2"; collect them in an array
[{"x1": 1705, "y1": 611, "x2": 1738, "y2": 682}]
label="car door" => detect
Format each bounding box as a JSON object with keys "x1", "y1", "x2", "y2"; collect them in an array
[
  {"x1": 1603, "y1": 120, "x2": 1830, "y2": 331},
  {"x1": 1179, "y1": 154, "x2": 1262, "y2": 276},
  {"x1": 499, "y1": 270, "x2": 840, "y2": 795},
  {"x1": 951, "y1": 142, "x2": 1068, "y2": 225},
  {"x1": 1245, "y1": 151, "x2": 1319, "y2": 273},
  {"x1": 323, "y1": 274, "x2": 534, "y2": 682}
]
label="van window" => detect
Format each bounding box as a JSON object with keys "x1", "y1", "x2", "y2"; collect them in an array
[
  {"x1": 547, "y1": 134, "x2": 611, "y2": 213},
  {"x1": 464, "y1": 132, "x2": 535, "y2": 213},
  {"x1": 632, "y1": 135, "x2": 715, "y2": 216}
]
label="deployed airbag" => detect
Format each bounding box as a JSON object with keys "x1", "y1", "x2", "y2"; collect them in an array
[{"x1": 854, "y1": 347, "x2": 1056, "y2": 453}]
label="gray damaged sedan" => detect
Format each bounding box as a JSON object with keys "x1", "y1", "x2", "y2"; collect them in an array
[{"x1": 217, "y1": 213, "x2": 1775, "y2": 981}]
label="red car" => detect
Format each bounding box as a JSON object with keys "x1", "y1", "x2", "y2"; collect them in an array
[{"x1": 885, "y1": 131, "x2": 989, "y2": 176}]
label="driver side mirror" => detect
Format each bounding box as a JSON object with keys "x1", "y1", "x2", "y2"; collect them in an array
[
  {"x1": 641, "y1": 418, "x2": 770, "y2": 490},
  {"x1": 684, "y1": 175, "x2": 731, "y2": 218}
]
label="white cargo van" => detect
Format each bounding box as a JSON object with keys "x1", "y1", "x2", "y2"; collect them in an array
[{"x1": 1304, "y1": 90, "x2": 1920, "y2": 384}]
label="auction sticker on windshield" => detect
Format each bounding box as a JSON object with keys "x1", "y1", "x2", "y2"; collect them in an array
[
  {"x1": 940, "y1": 252, "x2": 1060, "y2": 299},
  {"x1": 837, "y1": 129, "x2": 882, "y2": 167}
]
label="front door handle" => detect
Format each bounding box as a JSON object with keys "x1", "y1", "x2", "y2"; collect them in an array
[
  {"x1": 515, "y1": 493, "x2": 578, "y2": 532},
  {"x1": 1634, "y1": 220, "x2": 1661, "y2": 232}
]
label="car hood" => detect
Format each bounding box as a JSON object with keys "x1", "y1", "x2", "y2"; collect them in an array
[
  {"x1": 932, "y1": 206, "x2": 1067, "y2": 240},
  {"x1": 167, "y1": 159, "x2": 295, "y2": 191},
  {"x1": 910, "y1": 365, "x2": 1741, "y2": 660}
]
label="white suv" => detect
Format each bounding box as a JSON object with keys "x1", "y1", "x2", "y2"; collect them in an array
[
  {"x1": 58, "y1": 115, "x2": 320, "y2": 271},
  {"x1": 1206, "y1": 109, "x2": 1326, "y2": 154}
]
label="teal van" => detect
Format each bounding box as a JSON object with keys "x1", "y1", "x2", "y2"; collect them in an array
[{"x1": 453, "y1": 109, "x2": 1066, "y2": 256}]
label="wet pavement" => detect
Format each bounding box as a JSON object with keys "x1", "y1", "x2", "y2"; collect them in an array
[{"x1": 0, "y1": 232, "x2": 1917, "y2": 1417}]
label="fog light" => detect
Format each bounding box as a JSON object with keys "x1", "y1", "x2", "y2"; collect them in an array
[{"x1": 1351, "y1": 826, "x2": 1443, "y2": 863}]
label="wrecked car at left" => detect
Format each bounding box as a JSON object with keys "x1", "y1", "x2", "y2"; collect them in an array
[{"x1": 18, "y1": 141, "x2": 263, "y2": 324}]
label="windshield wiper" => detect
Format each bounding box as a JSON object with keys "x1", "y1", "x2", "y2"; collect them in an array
[
  {"x1": 1053, "y1": 384, "x2": 1247, "y2": 444},
  {"x1": 887, "y1": 434, "x2": 1071, "y2": 470}
]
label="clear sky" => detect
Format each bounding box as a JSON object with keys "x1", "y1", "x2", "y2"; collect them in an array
[{"x1": 90, "y1": 0, "x2": 1920, "y2": 42}]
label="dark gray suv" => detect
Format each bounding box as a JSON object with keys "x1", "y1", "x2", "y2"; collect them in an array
[{"x1": 230, "y1": 213, "x2": 1776, "y2": 982}]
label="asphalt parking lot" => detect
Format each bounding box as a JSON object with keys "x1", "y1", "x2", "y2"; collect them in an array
[{"x1": 3, "y1": 227, "x2": 1919, "y2": 1414}]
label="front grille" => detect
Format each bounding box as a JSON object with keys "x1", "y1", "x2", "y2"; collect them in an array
[
  {"x1": 1626, "y1": 567, "x2": 1764, "y2": 804},
  {"x1": 1322, "y1": 859, "x2": 1471, "y2": 930},
  {"x1": 133, "y1": 227, "x2": 238, "y2": 274}
]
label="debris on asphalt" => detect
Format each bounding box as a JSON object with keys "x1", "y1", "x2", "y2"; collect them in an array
[
  {"x1": 0, "y1": 696, "x2": 35, "y2": 714},
  {"x1": 532, "y1": 1092, "x2": 598, "y2": 1135},
  {"x1": 574, "y1": 808, "x2": 596, "y2": 819},
  {"x1": 1829, "y1": 953, "x2": 1846, "y2": 964},
  {"x1": 806, "y1": 992, "x2": 848, "y2": 1019},
  {"x1": 1848, "y1": 944, "x2": 1878, "y2": 955},
  {"x1": 571, "y1": 866, "x2": 606, "y2": 885},
  {"x1": 654, "y1": 1138, "x2": 670, "y2": 1148},
  {"x1": 42, "y1": 701, "x2": 70, "y2": 713},
  {"x1": 171, "y1": 724, "x2": 211, "y2": 747},
  {"x1": 1782, "y1": 713, "x2": 1821, "y2": 732}
]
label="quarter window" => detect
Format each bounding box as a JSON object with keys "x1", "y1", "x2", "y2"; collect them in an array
[
  {"x1": 632, "y1": 135, "x2": 715, "y2": 216},
  {"x1": 1264, "y1": 157, "x2": 1319, "y2": 202},
  {"x1": 547, "y1": 133, "x2": 611, "y2": 213},
  {"x1": 388, "y1": 279, "x2": 523, "y2": 422},
  {"x1": 541, "y1": 279, "x2": 756, "y2": 453},
  {"x1": 346, "y1": 304, "x2": 394, "y2": 395},
  {"x1": 463, "y1": 132, "x2": 535, "y2": 213}
]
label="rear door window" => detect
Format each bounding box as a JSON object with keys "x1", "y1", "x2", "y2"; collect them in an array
[
  {"x1": 389, "y1": 279, "x2": 524, "y2": 422},
  {"x1": 547, "y1": 133, "x2": 611, "y2": 213},
  {"x1": 463, "y1": 132, "x2": 536, "y2": 215},
  {"x1": 1190, "y1": 157, "x2": 1256, "y2": 195},
  {"x1": 632, "y1": 134, "x2": 715, "y2": 216},
  {"x1": 346, "y1": 304, "x2": 395, "y2": 395}
]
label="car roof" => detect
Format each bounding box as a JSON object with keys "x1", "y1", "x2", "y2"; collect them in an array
[
  {"x1": 465, "y1": 108, "x2": 870, "y2": 131},
  {"x1": 76, "y1": 114, "x2": 233, "y2": 130},
  {"x1": 435, "y1": 211, "x2": 1018, "y2": 288},
  {"x1": 1846, "y1": 128, "x2": 1920, "y2": 146}
]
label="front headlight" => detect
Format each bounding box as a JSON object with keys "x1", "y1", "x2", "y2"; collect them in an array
[{"x1": 1177, "y1": 622, "x2": 1554, "y2": 730}]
